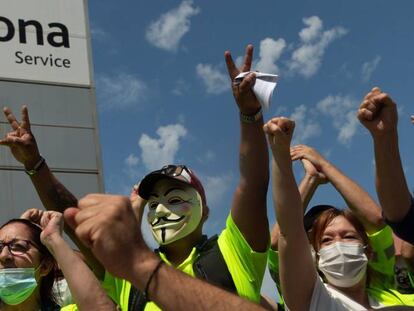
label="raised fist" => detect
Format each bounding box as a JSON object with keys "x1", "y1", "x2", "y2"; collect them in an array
[
  {"x1": 263, "y1": 117, "x2": 295, "y2": 152},
  {"x1": 357, "y1": 87, "x2": 398, "y2": 137}
]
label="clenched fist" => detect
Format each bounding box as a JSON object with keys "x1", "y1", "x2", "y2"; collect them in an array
[{"x1": 357, "y1": 87, "x2": 398, "y2": 137}]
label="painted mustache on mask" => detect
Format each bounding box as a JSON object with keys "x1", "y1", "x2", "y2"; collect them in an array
[{"x1": 151, "y1": 216, "x2": 185, "y2": 227}]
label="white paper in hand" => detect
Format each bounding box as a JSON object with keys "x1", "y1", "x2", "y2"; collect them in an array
[{"x1": 234, "y1": 72, "x2": 279, "y2": 109}]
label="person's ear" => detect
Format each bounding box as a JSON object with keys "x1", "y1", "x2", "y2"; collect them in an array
[
  {"x1": 38, "y1": 257, "x2": 54, "y2": 277},
  {"x1": 202, "y1": 205, "x2": 210, "y2": 223}
]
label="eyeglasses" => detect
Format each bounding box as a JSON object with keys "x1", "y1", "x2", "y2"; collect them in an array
[{"x1": 0, "y1": 239, "x2": 39, "y2": 256}]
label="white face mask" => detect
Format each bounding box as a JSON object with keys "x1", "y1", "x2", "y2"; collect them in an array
[
  {"x1": 317, "y1": 242, "x2": 368, "y2": 288},
  {"x1": 147, "y1": 184, "x2": 203, "y2": 245}
]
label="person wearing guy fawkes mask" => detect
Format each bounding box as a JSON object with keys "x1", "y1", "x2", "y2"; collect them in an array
[
  {"x1": 100, "y1": 46, "x2": 270, "y2": 311},
  {"x1": 0, "y1": 45, "x2": 271, "y2": 311}
]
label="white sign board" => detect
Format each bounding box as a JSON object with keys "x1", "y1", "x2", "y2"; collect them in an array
[{"x1": 0, "y1": 0, "x2": 91, "y2": 86}]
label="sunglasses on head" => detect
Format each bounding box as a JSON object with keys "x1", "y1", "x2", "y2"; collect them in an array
[{"x1": 155, "y1": 165, "x2": 191, "y2": 181}]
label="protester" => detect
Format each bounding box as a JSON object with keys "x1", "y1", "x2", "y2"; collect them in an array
[
  {"x1": 264, "y1": 116, "x2": 414, "y2": 310},
  {"x1": 0, "y1": 209, "x2": 116, "y2": 310},
  {"x1": 0, "y1": 44, "x2": 270, "y2": 310},
  {"x1": 268, "y1": 144, "x2": 395, "y2": 306},
  {"x1": 357, "y1": 87, "x2": 414, "y2": 244},
  {"x1": 64, "y1": 193, "x2": 267, "y2": 311}
]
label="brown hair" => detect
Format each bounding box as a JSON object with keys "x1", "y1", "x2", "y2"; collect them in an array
[
  {"x1": 0, "y1": 219, "x2": 58, "y2": 308},
  {"x1": 309, "y1": 208, "x2": 370, "y2": 252},
  {"x1": 309, "y1": 208, "x2": 375, "y2": 285}
]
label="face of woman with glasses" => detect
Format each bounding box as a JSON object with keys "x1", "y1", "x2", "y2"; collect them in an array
[
  {"x1": 147, "y1": 179, "x2": 203, "y2": 245},
  {"x1": 0, "y1": 222, "x2": 43, "y2": 270}
]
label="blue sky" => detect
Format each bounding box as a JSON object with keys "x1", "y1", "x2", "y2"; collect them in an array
[{"x1": 88, "y1": 0, "x2": 414, "y2": 300}]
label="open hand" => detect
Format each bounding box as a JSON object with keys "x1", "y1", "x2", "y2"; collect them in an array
[{"x1": 290, "y1": 144, "x2": 329, "y2": 174}]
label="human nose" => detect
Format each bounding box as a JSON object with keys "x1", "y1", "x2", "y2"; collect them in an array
[
  {"x1": 0, "y1": 246, "x2": 13, "y2": 266},
  {"x1": 155, "y1": 203, "x2": 171, "y2": 218}
]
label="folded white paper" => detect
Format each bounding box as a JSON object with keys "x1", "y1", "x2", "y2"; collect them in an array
[{"x1": 234, "y1": 71, "x2": 279, "y2": 109}]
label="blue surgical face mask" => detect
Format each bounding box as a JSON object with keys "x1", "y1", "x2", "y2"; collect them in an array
[{"x1": 0, "y1": 268, "x2": 38, "y2": 305}]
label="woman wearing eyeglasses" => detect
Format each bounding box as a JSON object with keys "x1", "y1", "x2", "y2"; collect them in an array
[{"x1": 0, "y1": 209, "x2": 116, "y2": 311}]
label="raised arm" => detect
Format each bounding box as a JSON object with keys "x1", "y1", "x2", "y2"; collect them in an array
[
  {"x1": 357, "y1": 88, "x2": 412, "y2": 237},
  {"x1": 224, "y1": 45, "x2": 269, "y2": 251},
  {"x1": 291, "y1": 144, "x2": 384, "y2": 234},
  {"x1": 263, "y1": 118, "x2": 316, "y2": 311},
  {"x1": 23, "y1": 209, "x2": 116, "y2": 311},
  {"x1": 1, "y1": 106, "x2": 104, "y2": 279},
  {"x1": 64, "y1": 194, "x2": 266, "y2": 311},
  {"x1": 270, "y1": 158, "x2": 326, "y2": 250}
]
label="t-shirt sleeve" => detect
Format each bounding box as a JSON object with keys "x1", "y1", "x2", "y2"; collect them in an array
[
  {"x1": 217, "y1": 213, "x2": 269, "y2": 302},
  {"x1": 367, "y1": 225, "x2": 395, "y2": 287},
  {"x1": 101, "y1": 271, "x2": 131, "y2": 310},
  {"x1": 385, "y1": 197, "x2": 414, "y2": 245}
]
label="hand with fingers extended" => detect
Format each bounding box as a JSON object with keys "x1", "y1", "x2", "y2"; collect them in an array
[
  {"x1": 0, "y1": 106, "x2": 41, "y2": 168},
  {"x1": 290, "y1": 144, "x2": 330, "y2": 174},
  {"x1": 301, "y1": 158, "x2": 328, "y2": 185},
  {"x1": 224, "y1": 44, "x2": 261, "y2": 115},
  {"x1": 357, "y1": 87, "x2": 398, "y2": 137},
  {"x1": 263, "y1": 117, "x2": 295, "y2": 154},
  {"x1": 64, "y1": 194, "x2": 150, "y2": 281}
]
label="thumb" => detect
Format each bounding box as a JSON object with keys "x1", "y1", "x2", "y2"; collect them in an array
[{"x1": 63, "y1": 208, "x2": 80, "y2": 230}]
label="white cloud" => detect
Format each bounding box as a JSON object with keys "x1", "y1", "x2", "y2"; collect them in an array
[
  {"x1": 90, "y1": 25, "x2": 108, "y2": 41},
  {"x1": 196, "y1": 64, "x2": 228, "y2": 94},
  {"x1": 122, "y1": 154, "x2": 141, "y2": 180},
  {"x1": 203, "y1": 174, "x2": 232, "y2": 208},
  {"x1": 125, "y1": 154, "x2": 139, "y2": 167},
  {"x1": 290, "y1": 105, "x2": 321, "y2": 144},
  {"x1": 317, "y1": 95, "x2": 359, "y2": 144},
  {"x1": 288, "y1": 16, "x2": 347, "y2": 78},
  {"x1": 145, "y1": 0, "x2": 200, "y2": 52},
  {"x1": 361, "y1": 56, "x2": 381, "y2": 82},
  {"x1": 138, "y1": 124, "x2": 187, "y2": 171},
  {"x1": 172, "y1": 79, "x2": 189, "y2": 96},
  {"x1": 96, "y1": 73, "x2": 148, "y2": 111},
  {"x1": 299, "y1": 16, "x2": 323, "y2": 42},
  {"x1": 255, "y1": 38, "x2": 286, "y2": 73}
]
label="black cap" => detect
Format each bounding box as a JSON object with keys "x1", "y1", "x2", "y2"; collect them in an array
[{"x1": 303, "y1": 205, "x2": 337, "y2": 231}]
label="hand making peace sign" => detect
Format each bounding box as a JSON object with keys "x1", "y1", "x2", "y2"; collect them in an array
[
  {"x1": 224, "y1": 44, "x2": 261, "y2": 115},
  {"x1": 0, "y1": 106, "x2": 41, "y2": 169}
]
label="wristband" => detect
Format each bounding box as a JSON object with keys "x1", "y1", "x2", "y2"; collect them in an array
[
  {"x1": 240, "y1": 107, "x2": 263, "y2": 123},
  {"x1": 144, "y1": 260, "x2": 164, "y2": 301},
  {"x1": 25, "y1": 156, "x2": 45, "y2": 176}
]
